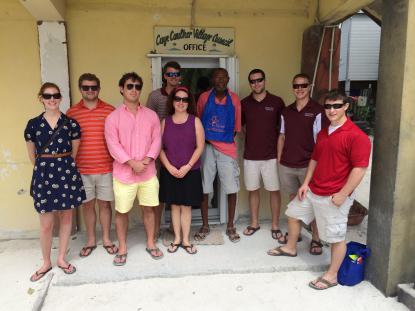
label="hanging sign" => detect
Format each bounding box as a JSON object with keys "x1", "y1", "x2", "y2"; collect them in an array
[{"x1": 153, "y1": 26, "x2": 234, "y2": 55}]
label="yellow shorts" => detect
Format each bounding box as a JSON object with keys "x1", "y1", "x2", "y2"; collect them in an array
[{"x1": 113, "y1": 176, "x2": 159, "y2": 213}]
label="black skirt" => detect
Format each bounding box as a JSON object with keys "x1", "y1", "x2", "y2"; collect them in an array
[{"x1": 159, "y1": 166, "x2": 203, "y2": 206}]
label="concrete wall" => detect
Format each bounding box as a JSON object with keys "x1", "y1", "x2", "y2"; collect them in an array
[{"x1": 0, "y1": 0, "x2": 320, "y2": 235}]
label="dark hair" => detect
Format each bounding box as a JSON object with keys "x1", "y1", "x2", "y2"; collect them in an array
[
  {"x1": 118, "y1": 72, "x2": 143, "y2": 88},
  {"x1": 292, "y1": 73, "x2": 311, "y2": 83},
  {"x1": 324, "y1": 89, "x2": 347, "y2": 104},
  {"x1": 163, "y1": 61, "x2": 181, "y2": 73},
  {"x1": 167, "y1": 86, "x2": 196, "y2": 116},
  {"x1": 212, "y1": 67, "x2": 229, "y2": 78},
  {"x1": 248, "y1": 69, "x2": 266, "y2": 81},
  {"x1": 78, "y1": 73, "x2": 100, "y2": 89},
  {"x1": 38, "y1": 82, "x2": 60, "y2": 97}
]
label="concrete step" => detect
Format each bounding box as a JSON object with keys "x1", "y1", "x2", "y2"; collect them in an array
[{"x1": 397, "y1": 283, "x2": 415, "y2": 310}]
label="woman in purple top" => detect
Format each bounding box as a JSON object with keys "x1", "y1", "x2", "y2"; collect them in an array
[{"x1": 159, "y1": 87, "x2": 205, "y2": 255}]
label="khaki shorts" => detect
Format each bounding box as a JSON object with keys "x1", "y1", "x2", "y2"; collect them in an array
[
  {"x1": 278, "y1": 164, "x2": 307, "y2": 195},
  {"x1": 81, "y1": 173, "x2": 114, "y2": 202},
  {"x1": 113, "y1": 176, "x2": 159, "y2": 213},
  {"x1": 285, "y1": 190, "x2": 353, "y2": 243},
  {"x1": 201, "y1": 144, "x2": 240, "y2": 194},
  {"x1": 243, "y1": 159, "x2": 280, "y2": 191}
]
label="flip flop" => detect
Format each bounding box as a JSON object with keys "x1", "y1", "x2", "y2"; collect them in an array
[
  {"x1": 308, "y1": 277, "x2": 338, "y2": 290},
  {"x1": 271, "y1": 229, "x2": 285, "y2": 242},
  {"x1": 58, "y1": 263, "x2": 76, "y2": 274},
  {"x1": 194, "y1": 226, "x2": 210, "y2": 241},
  {"x1": 181, "y1": 244, "x2": 197, "y2": 255},
  {"x1": 79, "y1": 245, "x2": 97, "y2": 257},
  {"x1": 310, "y1": 240, "x2": 323, "y2": 255},
  {"x1": 113, "y1": 253, "x2": 128, "y2": 266},
  {"x1": 30, "y1": 266, "x2": 52, "y2": 282},
  {"x1": 167, "y1": 242, "x2": 181, "y2": 253},
  {"x1": 267, "y1": 246, "x2": 297, "y2": 257},
  {"x1": 146, "y1": 247, "x2": 164, "y2": 260},
  {"x1": 279, "y1": 232, "x2": 303, "y2": 244},
  {"x1": 243, "y1": 226, "x2": 260, "y2": 236},
  {"x1": 103, "y1": 244, "x2": 119, "y2": 255},
  {"x1": 226, "y1": 227, "x2": 241, "y2": 243}
]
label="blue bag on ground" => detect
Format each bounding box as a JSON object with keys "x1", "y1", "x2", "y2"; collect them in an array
[{"x1": 338, "y1": 241, "x2": 371, "y2": 286}]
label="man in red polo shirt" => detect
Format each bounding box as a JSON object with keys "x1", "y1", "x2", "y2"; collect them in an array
[
  {"x1": 268, "y1": 89, "x2": 371, "y2": 290},
  {"x1": 67, "y1": 73, "x2": 117, "y2": 257},
  {"x1": 277, "y1": 73, "x2": 328, "y2": 254}
]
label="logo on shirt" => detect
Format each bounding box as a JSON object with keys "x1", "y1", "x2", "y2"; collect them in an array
[
  {"x1": 304, "y1": 112, "x2": 314, "y2": 117},
  {"x1": 265, "y1": 106, "x2": 274, "y2": 112}
]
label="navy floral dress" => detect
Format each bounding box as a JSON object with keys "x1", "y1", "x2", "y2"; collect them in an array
[{"x1": 24, "y1": 113, "x2": 86, "y2": 213}]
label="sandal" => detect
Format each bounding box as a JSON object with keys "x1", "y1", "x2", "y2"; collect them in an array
[
  {"x1": 271, "y1": 229, "x2": 285, "y2": 243},
  {"x1": 113, "y1": 253, "x2": 128, "y2": 266},
  {"x1": 167, "y1": 242, "x2": 181, "y2": 253},
  {"x1": 79, "y1": 245, "x2": 97, "y2": 257},
  {"x1": 243, "y1": 226, "x2": 260, "y2": 236},
  {"x1": 309, "y1": 277, "x2": 338, "y2": 290},
  {"x1": 58, "y1": 263, "x2": 76, "y2": 274},
  {"x1": 226, "y1": 227, "x2": 240, "y2": 243},
  {"x1": 194, "y1": 226, "x2": 210, "y2": 241},
  {"x1": 103, "y1": 244, "x2": 118, "y2": 255},
  {"x1": 181, "y1": 244, "x2": 197, "y2": 255},
  {"x1": 146, "y1": 247, "x2": 164, "y2": 260},
  {"x1": 309, "y1": 240, "x2": 323, "y2": 255},
  {"x1": 267, "y1": 246, "x2": 297, "y2": 257},
  {"x1": 279, "y1": 232, "x2": 303, "y2": 244},
  {"x1": 30, "y1": 266, "x2": 52, "y2": 282}
]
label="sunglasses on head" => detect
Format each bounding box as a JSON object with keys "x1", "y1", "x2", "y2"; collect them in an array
[
  {"x1": 324, "y1": 103, "x2": 345, "y2": 110},
  {"x1": 81, "y1": 85, "x2": 99, "y2": 91},
  {"x1": 173, "y1": 96, "x2": 189, "y2": 103},
  {"x1": 42, "y1": 93, "x2": 62, "y2": 100},
  {"x1": 293, "y1": 83, "x2": 309, "y2": 89},
  {"x1": 165, "y1": 72, "x2": 181, "y2": 78},
  {"x1": 249, "y1": 77, "x2": 264, "y2": 84},
  {"x1": 126, "y1": 83, "x2": 142, "y2": 90}
]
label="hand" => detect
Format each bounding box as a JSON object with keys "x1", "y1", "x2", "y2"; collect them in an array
[
  {"x1": 167, "y1": 164, "x2": 180, "y2": 178},
  {"x1": 128, "y1": 159, "x2": 147, "y2": 174},
  {"x1": 331, "y1": 193, "x2": 347, "y2": 207},
  {"x1": 297, "y1": 184, "x2": 309, "y2": 201},
  {"x1": 177, "y1": 164, "x2": 192, "y2": 178}
]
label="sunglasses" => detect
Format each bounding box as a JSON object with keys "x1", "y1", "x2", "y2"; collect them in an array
[
  {"x1": 293, "y1": 83, "x2": 309, "y2": 89},
  {"x1": 324, "y1": 103, "x2": 345, "y2": 110},
  {"x1": 173, "y1": 96, "x2": 189, "y2": 103},
  {"x1": 126, "y1": 83, "x2": 142, "y2": 90},
  {"x1": 42, "y1": 93, "x2": 62, "y2": 100},
  {"x1": 81, "y1": 85, "x2": 99, "y2": 91},
  {"x1": 165, "y1": 72, "x2": 181, "y2": 78},
  {"x1": 249, "y1": 77, "x2": 264, "y2": 84}
]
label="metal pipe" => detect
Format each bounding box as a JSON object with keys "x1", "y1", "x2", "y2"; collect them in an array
[
  {"x1": 329, "y1": 26, "x2": 336, "y2": 90},
  {"x1": 311, "y1": 26, "x2": 326, "y2": 98}
]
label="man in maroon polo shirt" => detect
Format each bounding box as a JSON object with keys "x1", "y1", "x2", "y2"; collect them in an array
[
  {"x1": 241, "y1": 69, "x2": 285, "y2": 241},
  {"x1": 268, "y1": 89, "x2": 371, "y2": 290},
  {"x1": 277, "y1": 73, "x2": 328, "y2": 255}
]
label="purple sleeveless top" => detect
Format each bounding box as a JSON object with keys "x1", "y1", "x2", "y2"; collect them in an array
[{"x1": 162, "y1": 114, "x2": 201, "y2": 170}]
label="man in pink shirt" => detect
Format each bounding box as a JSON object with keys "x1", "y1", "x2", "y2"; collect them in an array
[
  {"x1": 105, "y1": 72, "x2": 162, "y2": 265},
  {"x1": 195, "y1": 68, "x2": 242, "y2": 243}
]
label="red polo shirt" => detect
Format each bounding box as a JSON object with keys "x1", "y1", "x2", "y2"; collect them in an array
[
  {"x1": 309, "y1": 118, "x2": 371, "y2": 196},
  {"x1": 67, "y1": 99, "x2": 115, "y2": 174}
]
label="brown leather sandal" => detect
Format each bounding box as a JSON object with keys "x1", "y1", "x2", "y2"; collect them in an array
[{"x1": 226, "y1": 227, "x2": 240, "y2": 243}]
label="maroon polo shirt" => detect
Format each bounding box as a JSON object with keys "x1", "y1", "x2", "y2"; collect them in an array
[
  {"x1": 309, "y1": 118, "x2": 371, "y2": 196},
  {"x1": 241, "y1": 92, "x2": 285, "y2": 160},
  {"x1": 280, "y1": 99, "x2": 329, "y2": 168}
]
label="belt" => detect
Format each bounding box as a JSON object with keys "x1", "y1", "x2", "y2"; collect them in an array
[{"x1": 38, "y1": 152, "x2": 72, "y2": 158}]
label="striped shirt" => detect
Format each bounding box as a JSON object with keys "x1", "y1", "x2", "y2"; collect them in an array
[
  {"x1": 66, "y1": 99, "x2": 115, "y2": 174},
  {"x1": 146, "y1": 87, "x2": 169, "y2": 121}
]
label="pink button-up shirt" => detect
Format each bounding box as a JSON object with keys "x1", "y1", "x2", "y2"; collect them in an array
[{"x1": 105, "y1": 103, "x2": 161, "y2": 184}]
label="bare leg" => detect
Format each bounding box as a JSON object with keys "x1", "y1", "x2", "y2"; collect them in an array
[
  {"x1": 226, "y1": 193, "x2": 237, "y2": 229},
  {"x1": 153, "y1": 204, "x2": 163, "y2": 239},
  {"x1": 80, "y1": 200, "x2": 96, "y2": 256},
  {"x1": 201, "y1": 194, "x2": 209, "y2": 228},
  {"x1": 170, "y1": 205, "x2": 181, "y2": 245},
  {"x1": 311, "y1": 220, "x2": 320, "y2": 241},
  {"x1": 181, "y1": 206, "x2": 192, "y2": 246},
  {"x1": 38, "y1": 213, "x2": 54, "y2": 270},
  {"x1": 268, "y1": 216, "x2": 300, "y2": 256},
  {"x1": 56, "y1": 209, "x2": 74, "y2": 268},
  {"x1": 143, "y1": 206, "x2": 163, "y2": 257},
  {"x1": 310, "y1": 241, "x2": 346, "y2": 288},
  {"x1": 244, "y1": 190, "x2": 259, "y2": 235},
  {"x1": 269, "y1": 190, "x2": 281, "y2": 230},
  {"x1": 115, "y1": 211, "x2": 129, "y2": 255},
  {"x1": 97, "y1": 199, "x2": 112, "y2": 246}
]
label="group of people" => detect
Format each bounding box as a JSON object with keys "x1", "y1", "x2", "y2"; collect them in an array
[{"x1": 24, "y1": 61, "x2": 371, "y2": 291}]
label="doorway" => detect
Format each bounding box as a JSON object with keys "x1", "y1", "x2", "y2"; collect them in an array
[{"x1": 147, "y1": 54, "x2": 239, "y2": 224}]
